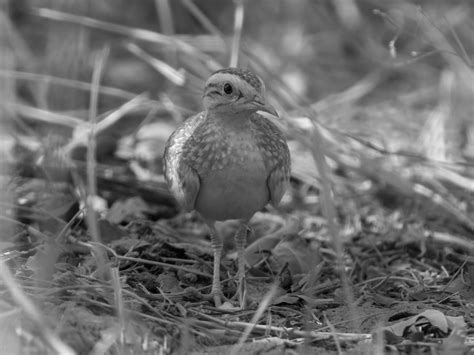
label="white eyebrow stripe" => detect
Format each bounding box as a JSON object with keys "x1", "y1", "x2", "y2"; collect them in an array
[{"x1": 205, "y1": 73, "x2": 255, "y2": 96}]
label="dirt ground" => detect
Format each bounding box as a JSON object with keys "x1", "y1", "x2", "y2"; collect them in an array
[{"x1": 0, "y1": 1, "x2": 473, "y2": 354}]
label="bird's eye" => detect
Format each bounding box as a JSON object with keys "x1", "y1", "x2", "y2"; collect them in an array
[{"x1": 223, "y1": 83, "x2": 233, "y2": 95}]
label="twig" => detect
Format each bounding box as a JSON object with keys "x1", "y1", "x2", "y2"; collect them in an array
[
  {"x1": 0, "y1": 261, "x2": 76, "y2": 354},
  {"x1": 85, "y1": 46, "x2": 110, "y2": 280},
  {"x1": 0, "y1": 69, "x2": 139, "y2": 101},
  {"x1": 30, "y1": 7, "x2": 221, "y2": 70},
  {"x1": 230, "y1": 282, "x2": 278, "y2": 355},
  {"x1": 74, "y1": 239, "x2": 212, "y2": 278},
  {"x1": 323, "y1": 312, "x2": 343, "y2": 355},
  {"x1": 229, "y1": 0, "x2": 244, "y2": 67}
]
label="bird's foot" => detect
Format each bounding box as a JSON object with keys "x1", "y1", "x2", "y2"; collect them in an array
[
  {"x1": 238, "y1": 281, "x2": 247, "y2": 310},
  {"x1": 237, "y1": 271, "x2": 247, "y2": 309},
  {"x1": 211, "y1": 288, "x2": 223, "y2": 308}
]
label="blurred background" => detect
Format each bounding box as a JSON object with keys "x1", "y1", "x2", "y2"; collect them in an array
[
  {"x1": 1, "y1": 0, "x2": 473, "y2": 227},
  {"x1": 1, "y1": 0, "x2": 473, "y2": 163},
  {"x1": 0, "y1": 0, "x2": 473, "y2": 353}
]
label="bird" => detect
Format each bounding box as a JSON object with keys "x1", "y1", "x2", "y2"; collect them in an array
[{"x1": 163, "y1": 67, "x2": 290, "y2": 308}]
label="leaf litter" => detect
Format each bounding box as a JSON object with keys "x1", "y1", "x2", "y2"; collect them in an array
[{"x1": 1, "y1": 1, "x2": 474, "y2": 354}]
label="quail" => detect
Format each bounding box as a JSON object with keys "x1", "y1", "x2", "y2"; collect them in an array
[{"x1": 163, "y1": 68, "x2": 291, "y2": 307}]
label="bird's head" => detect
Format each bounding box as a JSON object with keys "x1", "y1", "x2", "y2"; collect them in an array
[{"x1": 202, "y1": 68, "x2": 277, "y2": 117}]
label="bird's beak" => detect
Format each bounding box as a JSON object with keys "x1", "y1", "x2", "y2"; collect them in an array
[{"x1": 252, "y1": 99, "x2": 278, "y2": 117}]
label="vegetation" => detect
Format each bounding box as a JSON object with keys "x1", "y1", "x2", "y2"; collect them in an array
[{"x1": 0, "y1": 0, "x2": 473, "y2": 353}]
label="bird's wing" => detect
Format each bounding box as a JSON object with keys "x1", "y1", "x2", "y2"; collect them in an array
[
  {"x1": 250, "y1": 114, "x2": 291, "y2": 206},
  {"x1": 163, "y1": 112, "x2": 205, "y2": 211},
  {"x1": 267, "y1": 158, "x2": 290, "y2": 206}
]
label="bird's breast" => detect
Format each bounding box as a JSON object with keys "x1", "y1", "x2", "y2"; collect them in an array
[
  {"x1": 193, "y1": 131, "x2": 270, "y2": 221},
  {"x1": 189, "y1": 127, "x2": 262, "y2": 172}
]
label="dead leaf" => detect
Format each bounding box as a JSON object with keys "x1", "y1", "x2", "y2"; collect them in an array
[
  {"x1": 244, "y1": 233, "x2": 281, "y2": 267},
  {"x1": 271, "y1": 294, "x2": 299, "y2": 305},
  {"x1": 383, "y1": 309, "x2": 466, "y2": 337},
  {"x1": 25, "y1": 239, "x2": 63, "y2": 283},
  {"x1": 106, "y1": 197, "x2": 148, "y2": 224},
  {"x1": 271, "y1": 234, "x2": 318, "y2": 276},
  {"x1": 372, "y1": 293, "x2": 398, "y2": 306},
  {"x1": 441, "y1": 326, "x2": 468, "y2": 355},
  {"x1": 98, "y1": 219, "x2": 127, "y2": 243},
  {"x1": 444, "y1": 269, "x2": 474, "y2": 301}
]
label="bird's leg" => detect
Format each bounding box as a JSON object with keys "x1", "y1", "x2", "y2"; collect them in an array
[
  {"x1": 206, "y1": 222, "x2": 223, "y2": 307},
  {"x1": 234, "y1": 221, "x2": 249, "y2": 309}
]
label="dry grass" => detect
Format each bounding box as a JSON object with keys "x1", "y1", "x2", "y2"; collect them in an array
[{"x1": 0, "y1": 0, "x2": 473, "y2": 354}]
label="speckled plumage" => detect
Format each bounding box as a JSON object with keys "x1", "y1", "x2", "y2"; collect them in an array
[
  {"x1": 164, "y1": 109, "x2": 290, "y2": 220},
  {"x1": 163, "y1": 68, "x2": 290, "y2": 307}
]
